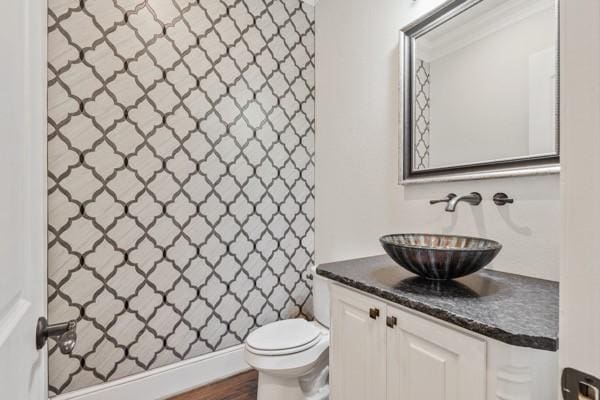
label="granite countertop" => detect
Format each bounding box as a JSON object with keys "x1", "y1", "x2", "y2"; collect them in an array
[{"x1": 317, "y1": 254, "x2": 559, "y2": 351}]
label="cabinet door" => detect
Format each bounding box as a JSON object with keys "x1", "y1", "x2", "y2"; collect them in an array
[
  {"x1": 330, "y1": 285, "x2": 387, "y2": 400},
  {"x1": 387, "y1": 307, "x2": 486, "y2": 400}
]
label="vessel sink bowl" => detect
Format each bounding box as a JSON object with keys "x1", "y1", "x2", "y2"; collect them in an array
[{"x1": 379, "y1": 234, "x2": 502, "y2": 280}]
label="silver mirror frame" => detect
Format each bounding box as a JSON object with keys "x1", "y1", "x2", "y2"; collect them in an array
[{"x1": 399, "y1": 0, "x2": 560, "y2": 185}]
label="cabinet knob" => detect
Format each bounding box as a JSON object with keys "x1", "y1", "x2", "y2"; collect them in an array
[
  {"x1": 369, "y1": 307, "x2": 380, "y2": 320},
  {"x1": 386, "y1": 316, "x2": 397, "y2": 328}
]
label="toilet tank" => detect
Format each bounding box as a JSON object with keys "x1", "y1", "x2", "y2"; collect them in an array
[{"x1": 311, "y1": 265, "x2": 330, "y2": 328}]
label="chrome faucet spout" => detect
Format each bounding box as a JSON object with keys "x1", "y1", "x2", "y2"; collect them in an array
[
  {"x1": 429, "y1": 193, "x2": 456, "y2": 205},
  {"x1": 445, "y1": 192, "x2": 482, "y2": 212}
]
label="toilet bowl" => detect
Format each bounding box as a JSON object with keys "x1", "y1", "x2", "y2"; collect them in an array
[{"x1": 244, "y1": 266, "x2": 330, "y2": 400}]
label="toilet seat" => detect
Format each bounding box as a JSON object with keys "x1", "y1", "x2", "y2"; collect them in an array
[
  {"x1": 246, "y1": 319, "x2": 321, "y2": 356},
  {"x1": 244, "y1": 332, "x2": 329, "y2": 377},
  {"x1": 247, "y1": 334, "x2": 322, "y2": 356}
]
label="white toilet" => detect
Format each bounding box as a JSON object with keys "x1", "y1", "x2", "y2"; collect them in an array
[{"x1": 244, "y1": 265, "x2": 330, "y2": 400}]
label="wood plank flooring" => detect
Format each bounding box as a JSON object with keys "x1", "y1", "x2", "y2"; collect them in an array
[{"x1": 169, "y1": 370, "x2": 258, "y2": 400}]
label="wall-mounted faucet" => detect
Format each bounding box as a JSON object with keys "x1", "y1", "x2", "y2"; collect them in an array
[
  {"x1": 430, "y1": 192, "x2": 482, "y2": 212},
  {"x1": 446, "y1": 192, "x2": 482, "y2": 212},
  {"x1": 429, "y1": 193, "x2": 456, "y2": 206}
]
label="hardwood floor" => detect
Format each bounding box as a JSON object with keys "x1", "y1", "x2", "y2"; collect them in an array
[{"x1": 169, "y1": 370, "x2": 258, "y2": 400}]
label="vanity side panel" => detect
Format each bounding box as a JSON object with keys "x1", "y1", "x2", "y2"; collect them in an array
[{"x1": 486, "y1": 339, "x2": 559, "y2": 400}]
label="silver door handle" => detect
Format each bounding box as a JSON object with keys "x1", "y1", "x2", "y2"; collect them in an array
[{"x1": 36, "y1": 317, "x2": 77, "y2": 354}]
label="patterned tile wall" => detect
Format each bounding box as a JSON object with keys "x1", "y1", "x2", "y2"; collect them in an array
[
  {"x1": 47, "y1": 0, "x2": 314, "y2": 395},
  {"x1": 414, "y1": 59, "x2": 430, "y2": 170}
]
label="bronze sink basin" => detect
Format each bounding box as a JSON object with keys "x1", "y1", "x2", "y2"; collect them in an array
[{"x1": 380, "y1": 234, "x2": 502, "y2": 280}]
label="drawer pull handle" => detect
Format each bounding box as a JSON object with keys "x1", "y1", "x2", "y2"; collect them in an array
[
  {"x1": 369, "y1": 308, "x2": 380, "y2": 319},
  {"x1": 386, "y1": 316, "x2": 397, "y2": 328}
]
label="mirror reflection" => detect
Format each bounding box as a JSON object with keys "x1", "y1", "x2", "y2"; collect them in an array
[{"x1": 411, "y1": 0, "x2": 558, "y2": 171}]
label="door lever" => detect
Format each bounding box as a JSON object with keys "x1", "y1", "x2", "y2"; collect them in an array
[
  {"x1": 562, "y1": 368, "x2": 600, "y2": 400},
  {"x1": 36, "y1": 317, "x2": 77, "y2": 354}
]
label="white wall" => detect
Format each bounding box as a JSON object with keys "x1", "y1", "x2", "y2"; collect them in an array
[{"x1": 315, "y1": 0, "x2": 560, "y2": 281}]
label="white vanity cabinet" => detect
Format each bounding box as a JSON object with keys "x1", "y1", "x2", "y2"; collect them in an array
[
  {"x1": 330, "y1": 283, "x2": 387, "y2": 400},
  {"x1": 329, "y1": 284, "x2": 558, "y2": 400},
  {"x1": 386, "y1": 306, "x2": 486, "y2": 400}
]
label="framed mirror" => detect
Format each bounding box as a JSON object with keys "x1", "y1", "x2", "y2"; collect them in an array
[{"x1": 400, "y1": 0, "x2": 559, "y2": 183}]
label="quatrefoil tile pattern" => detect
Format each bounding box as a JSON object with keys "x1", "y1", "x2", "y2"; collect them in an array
[
  {"x1": 47, "y1": 0, "x2": 314, "y2": 395},
  {"x1": 414, "y1": 59, "x2": 430, "y2": 170}
]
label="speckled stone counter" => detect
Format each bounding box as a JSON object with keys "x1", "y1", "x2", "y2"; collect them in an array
[{"x1": 317, "y1": 254, "x2": 559, "y2": 351}]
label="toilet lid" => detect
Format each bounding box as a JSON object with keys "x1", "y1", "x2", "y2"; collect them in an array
[{"x1": 246, "y1": 319, "x2": 320, "y2": 353}]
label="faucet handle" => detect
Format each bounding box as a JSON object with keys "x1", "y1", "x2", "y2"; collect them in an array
[
  {"x1": 429, "y1": 193, "x2": 457, "y2": 205},
  {"x1": 493, "y1": 192, "x2": 514, "y2": 206}
]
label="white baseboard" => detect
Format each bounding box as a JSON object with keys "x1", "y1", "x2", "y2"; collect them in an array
[{"x1": 52, "y1": 344, "x2": 250, "y2": 400}]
